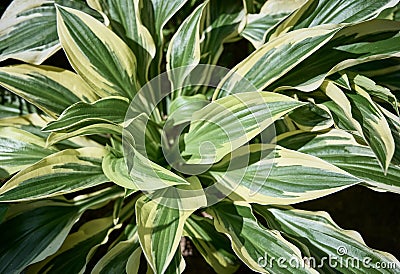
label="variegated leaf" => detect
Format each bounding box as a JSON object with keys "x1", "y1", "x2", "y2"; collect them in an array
[
  {"x1": 168, "y1": 95, "x2": 209, "y2": 126},
  {"x1": 0, "y1": 64, "x2": 98, "y2": 117},
  {"x1": 136, "y1": 177, "x2": 206, "y2": 274},
  {"x1": 321, "y1": 79, "x2": 395, "y2": 171},
  {"x1": 0, "y1": 127, "x2": 57, "y2": 175},
  {"x1": 215, "y1": 25, "x2": 338, "y2": 97},
  {"x1": 210, "y1": 144, "x2": 359, "y2": 205},
  {"x1": 267, "y1": 0, "x2": 399, "y2": 39},
  {"x1": 92, "y1": 228, "x2": 141, "y2": 274},
  {"x1": 42, "y1": 96, "x2": 129, "y2": 132},
  {"x1": 0, "y1": 113, "x2": 102, "y2": 149},
  {"x1": 241, "y1": 0, "x2": 306, "y2": 48},
  {"x1": 141, "y1": 0, "x2": 190, "y2": 44},
  {"x1": 124, "y1": 113, "x2": 187, "y2": 191},
  {"x1": 0, "y1": 0, "x2": 100, "y2": 64},
  {"x1": 56, "y1": 5, "x2": 138, "y2": 98},
  {"x1": 217, "y1": 20, "x2": 400, "y2": 96},
  {"x1": 207, "y1": 201, "x2": 317, "y2": 273},
  {"x1": 88, "y1": 0, "x2": 156, "y2": 84},
  {"x1": 167, "y1": 2, "x2": 208, "y2": 91},
  {"x1": 346, "y1": 93, "x2": 395, "y2": 172},
  {"x1": 0, "y1": 203, "x2": 82, "y2": 273},
  {"x1": 352, "y1": 73, "x2": 399, "y2": 115},
  {"x1": 184, "y1": 215, "x2": 240, "y2": 273},
  {"x1": 380, "y1": 106, "x2": 400, "y2": 165},
  {"x1": 269, "y1": 20, "x2": 400, "y2": 92},
  {"x1": 28, "y1": 216, "x2": 116, "y2": 273},
  {"x1": 255, "y1": 205, "x2": 400, "y2": 273},
  {"x1": 164, "y1": 248, "x2": 186, "y2": 274},
  {"x1": 278, "y1": 129, "x2": 400, "y2": 193},
  {"x1": 46, "y1": 123, "x2": 122, "y2": 146},
  {"x1": 201, "y1": 0, "x2": 245, "y2": 64},
  {"x1": 102, "y1": 147, "x2": 137, "y2": 190},
  {"x1": 126, "y1": 145, "x2": 189, "y2": 191},
  {"x1": 0, "y1": 147, "x2": 108, "y2": 201},
  {"x1": 183, "y1": 92, "x2": 305, "y2": 164}
]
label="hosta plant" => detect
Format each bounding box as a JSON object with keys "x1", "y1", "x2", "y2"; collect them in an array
[{"x1": 0, "y1": 0, "x2": 400, "y2": 273}]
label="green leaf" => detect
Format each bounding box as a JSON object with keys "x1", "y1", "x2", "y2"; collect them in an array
[
  {"x1": 0, "y1": 204, "x2": 7, "y2": 222},
  {"x1": 167, "y1": 2, "x2": 207, "y2": 91},
  {"x1": 241, "y1": 13, "x2": 287, "y2": 49},
  {"x1": 127, "y1": 245, "x2": 143, "y2": 274},
  {"x1": 352, "y1": 73, "x2": 398, "y2": 115},
  {"x1": 88, "y1": 0, "x2": 156, "y2": 84},
  {"x1": 102, "y1": 147, "x2": 137, "y2": 190},
  {"x1": 395, "y1": 3, "x2": 400, "y2": 20},
  {"x1": 0, "y1": 127, "x2": 57, "y2": 175},
  {"x1": 210, "y1": 144, "x2": 359, "y2": 205},
  {"x1": 0, "y1": 101, "x2": 30, "y2": 118},
  {"x1": 56, "y1": 5, "x2": 138, "y2": 98},
  {"x1": 363, "y1": 58, "x2": 400, "y2": 91},
  {"x1": 0, "y1": 112, "x2": 49, "y2": 129},
  {"x1": 42, "y1": 96, "x2": 129, "y2": 132},
  {"x1": 136, "y1": 197, "x2": 183, "y2": 274},
  {"x1": 255, "y1": 205, "x2": 400, "y2": 273},
  {"x1": 185, "y1": 215, "x2": 240, "y2": 273},
  {"x1": 242, "y1": 0, "x2": 255, "y2": 13},
  {"x1": 142, "y1": 0, "x2": 190, "y2": 44},
  {"x1": 0, "y1": 0, "x2": 59, "y2": 64},
  {"x1": 267, "y1": 0, "x2": 399, "y2": 39},
  {"x1": 183, "y1": 92, "x2": 305, "y2": 164},
  {"x1": 46, "y1": 123, "x2": 122, "y2": 146},
  {"x1": 346, "y1": 92, "x2": 395, "y2": 172},
  {"x1": 29, "y1": 216, "x2": 116, "y2": 273},
  {"x1": 269, "y1": 20, "x2": 400, "y2": 91},
  {"x1": 288, "y1": 103, "x2": 333, "y2": 131},
  {"x1": 0, "y1": 147, "x2": 108, "y2": 201},
  {"x1": 380, "y1": 106, "x2": 400, "y2": 165},
  {"x1": 168, "y1": 95, "x2": 209, "y2": 125},
  {"x1": 350, "y1": 57, "x2": 400, "y2": 80},
  {"x1": 378, "y1": 2, "x2": 400, "y2": 19},
  {"x1": 215, "y1": 25, "x2": 339, "y2": 97},
  {"x1": 321, "y1": 80, "x2": 360, "y2": 131},
  {"x1": 126, "y1": 146, "x2": 189, "y2": 191},
  {"x1": 0, "y1": 113, "x2": 102, "y2": 150},
  {"x1": 241, "y1": 0, "x2": 306, "y2": 48},
  {"x1": 0, "y1": 64, "x2": 98, "y2": 117},
  {"x1": 278, "y1": 129, "x2": 400, "y2": 193},
  {"x1": 0, "y1": 0, "x2": 100, "y2": 64},
  {"x1": 321, "y1": 80, "x2": 396, "y2": 171},
  {"x1": 0, "y1": 204, "x2": 81, "y2": 273},
  {"x1": 201, "y1": 0, "x2": 245, "y2": 64},
  {"x1": 207, "y1": 201, "x2": 316, "y2": 273},
  {"x1": 92, "y1": 228, "x2": 141, "y2": 274},
  {"x1": 136, "y1": 177, "x2": 206, "y2": 273},
  {"x1": 124, "y1": 113, "x2": 188, "y2": 191},
  {"x1": 164, "y1": 248, "x2": 186, "y2": 274},
  {"x1": 123, "y1": 112, "x2": 162, "y2": 162},
  {"x1": 162, "y1": 96, "x2": 210, "y2": 171}
]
